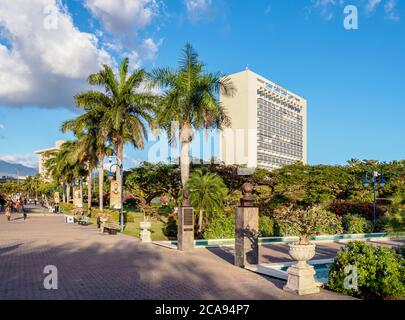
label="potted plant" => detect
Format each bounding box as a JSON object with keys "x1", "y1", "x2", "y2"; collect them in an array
[
  {"x1": 139, "y1": 201, "x2": 155, "y2": 243},
  {"x1": 274, "y1": 205, "x2": 337, "y2": 295}
]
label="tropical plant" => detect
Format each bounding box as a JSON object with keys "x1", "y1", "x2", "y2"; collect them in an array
[
  {"x1": 75, "y1": 58, "x2": 156, "y2": 188},
  {"x1": 149, "y1": 43, "x2": 235, "y2": 188},
  {"x1": 44, "y1": 140, "x2": 87, "y2": 203},
  {"x1": 61, "y1": 106, "x2": 111, "y2": 212},
  {"x1": 187, "y1": 169, "x2": 228, "y2": 234}
]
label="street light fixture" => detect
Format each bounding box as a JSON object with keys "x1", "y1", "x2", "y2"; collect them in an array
[
  {"x1": 363, "y1": 170, "x2": 386, "y2": 227},
  {"x1": 107, "y1": 157, "x2": 124, "y2": 232}
]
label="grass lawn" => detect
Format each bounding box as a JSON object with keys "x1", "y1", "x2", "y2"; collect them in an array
[
  {"x1": 87, "y1": 206, "x2": 171, "y2": 241},
  {"x1": 123, "y1": 211, "x2": 169, "y2": 241}
]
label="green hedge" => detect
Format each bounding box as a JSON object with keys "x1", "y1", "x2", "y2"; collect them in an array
[
  {"x1": 203, "y1": 213, "x2": 235, "y2": 239},
  {"x1": 328, "y1": 241, "x2": 405, "y2": 299},
  {"x1": 202, "y1": 214, "x2": 276, "y2": 239},
  {"x1": 342, "y1": 214, "x2": 373, "y2": 234}
]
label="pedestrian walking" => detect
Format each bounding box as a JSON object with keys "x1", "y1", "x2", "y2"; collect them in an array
[{"x1": 5, "y1": 198, "x2": 13, "y2": 221}]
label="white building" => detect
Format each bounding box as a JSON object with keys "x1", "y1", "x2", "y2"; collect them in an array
[
  {"x1": 219, "y1": 69, "x2": 307, "y2": 170},
  {"x1": 34, "y1": 140, "x2": 66, "y2": 179}
]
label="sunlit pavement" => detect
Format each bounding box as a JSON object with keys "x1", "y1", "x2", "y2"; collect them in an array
[{"x1": 0, "y1": 207, "x2": 355, "y2": 300}]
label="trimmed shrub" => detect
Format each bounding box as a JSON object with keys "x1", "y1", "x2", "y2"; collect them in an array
[
  {"x1": 259, "y1": 216, "x2": 274, "y2": 237},
  {"x1": 328, "y1": 241, "x2": 405, "y2": 299},
  {"x1": 203, "y1": 213, "x2": 235, "y2": 239},
  {"x1": 203, "y1": 214, "x2": 277, "y2": 239},
  {"x1": 342, "y1": 214, "x2": 373, "y2": 234},
  {"x1": 163, "y1": 212, "x2": 178, "y2": 238}
]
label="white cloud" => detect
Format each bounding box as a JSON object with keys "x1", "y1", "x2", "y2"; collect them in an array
[
  {"x1": 384, "y1": 0, "x2": 400, "y2": 21},
  {"x1": 84, "y1": 0, "x2": 158, "y2": 34},
  {"x1": 184, "y1": 0, "x2": 214, "y2": 21},
  {"x1": 0, "y1": 154, "x2": 38, "y2": 168},
  {"x1": 128, "y1": 38, "x2": 162, "y2": 70},
  {"x1": 0, "y1": 124, "x2": 4, "y2": 129},
  {"x1": 310, "y1": 0, "x2": 338, "y2": 20},
  {"x1": 0, "y1": 0, "x2": 113, "y2": 109},
  {"x1": 366, "y1": 0, "x2": 382, "y2": 13}
]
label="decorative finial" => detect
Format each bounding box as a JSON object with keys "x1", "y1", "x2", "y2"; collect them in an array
[
  {"x1": 182, "y1": 189, "x2": 191, "y2": 207},
  {"x1": 240, "y1": 183, "x2": 254, "y2": 207}
]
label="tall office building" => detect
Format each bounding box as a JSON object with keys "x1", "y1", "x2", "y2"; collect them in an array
[{"x1": 219, "y1": 69, "x2": 307, "y2": 170}]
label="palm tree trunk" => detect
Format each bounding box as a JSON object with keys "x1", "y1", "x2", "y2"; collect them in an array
[
  {"x1": 62, "y1": 182, "x2": 66, "y2": 202},
  {"x1": 87, "y1": 169, "x2": 92, "y2": 216},
  {"x1": 180, "y1": 125, "x2": 193, "y2": 188},
  {"x1": 116, "y1": 140, "x2": 124, "y2": 185},
  {"x1": 98, "y1": 155, "x2": 104, "y2": 212},
  {"x1": 66, "y1": 183, "x2": 71, "y2": 203},
  {"x1": 198, "y1": 209, "x2": 204, "y2": 234}
]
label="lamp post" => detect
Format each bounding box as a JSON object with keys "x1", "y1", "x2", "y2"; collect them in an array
[
  {"x1": 107, "y1": 156, "x2": 124, "y2": 232},
  {"x1": 363, "y1": 171, "x2": 386, "y2": 227}
]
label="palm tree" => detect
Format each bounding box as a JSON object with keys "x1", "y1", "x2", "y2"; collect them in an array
[
  {"x1": 75, "y1": 58, "x2": 156, "y2": 187},
  {"x1": 187, "y1": 169, "x2": 228, "y2": 234},
  {"x1": 44, "y1": 141, "x2": 87, "y2": 203},
  {"x1": 61, "y1": 107, "x2": 111, "y2": 212},
  {"x1": 149, "y1": 43, "x2": 235, "y2": 188}
]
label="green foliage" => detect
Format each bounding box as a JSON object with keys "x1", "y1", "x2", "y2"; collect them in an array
[
  {"x1": 328, "y1": 241, "x2": 405, "y2": 299},
  {"x1": 187, "y1": 169, "x2": 228, "y2": 233},
  {"x1": 342, "y1": 214, "x2": 373, "y2": 234},
  {"x1": 203, "y1": 213, "x2": 235, "y2": 240},
  {"x1": 125, "y1": 162, "x2": 180, "y2": 205},
  {"x1": 259, "y1": 216, "x2": 274, "y2": 237},
  {"x1": 149, "y1": 43, "x2": 235, "y2": 143},
  {"x1": 273, "y1": 205, "x2": 343, "y2": 243}
]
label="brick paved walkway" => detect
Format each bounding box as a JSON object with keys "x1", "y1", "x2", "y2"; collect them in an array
[{"x1": 0, "y1": 208, "x2": 354, "y2": 300}]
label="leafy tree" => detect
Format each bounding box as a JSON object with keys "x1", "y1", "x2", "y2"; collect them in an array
[{"x1": 125, "y1": 162, "x2": 181, "y2": 205}]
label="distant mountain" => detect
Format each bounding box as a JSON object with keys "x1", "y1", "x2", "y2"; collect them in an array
[{"x1": 0, "y1": 160, "x2": 37, "y2": 177}]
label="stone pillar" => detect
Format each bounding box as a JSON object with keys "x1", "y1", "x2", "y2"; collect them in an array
[
  {"x1": 177, "y1": 190, "x2": 194, "y2": 251},
  {"x1": 235, "y1": 183, "x2": 259, "y2": 267}
]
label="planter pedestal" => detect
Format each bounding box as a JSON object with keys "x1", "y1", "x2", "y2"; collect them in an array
[
  {"x1": 140, "y1": 229, "x2": 152, "y2": 243},
  {"x1": 140, "y1": 221, "x2": 152, "y2": 243},
  {"x1": 283, "y1": 243, "x2": 321, "y2": 296},
  {"x1": 283, "y1": 263, "x2": 322, "y2": 295}
]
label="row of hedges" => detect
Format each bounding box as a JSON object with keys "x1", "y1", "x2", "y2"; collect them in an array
[{"x1": 201, "y1": 210, "x2": 381, "y2": 240}]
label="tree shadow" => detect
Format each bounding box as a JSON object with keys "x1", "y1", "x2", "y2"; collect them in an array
[{"x1": 0, "y1": 243, "x2": 23, "y2": 255}]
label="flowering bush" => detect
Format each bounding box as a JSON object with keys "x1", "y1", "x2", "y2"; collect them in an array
[{"x1": 274, "y1": 205, "x2": 343, "y2": 244}]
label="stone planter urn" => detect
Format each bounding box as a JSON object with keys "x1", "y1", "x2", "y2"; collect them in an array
[
  {"x1": 140, "y1": 221, "x2": 152, "y2": 243},
  {"x1": 283, "y1": 243, "x2": 322, "y2": 295}
]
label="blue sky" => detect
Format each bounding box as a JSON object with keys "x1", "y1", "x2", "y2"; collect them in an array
[{"x1": 0, "y1": 0, "x2": 404, "y2": 169}]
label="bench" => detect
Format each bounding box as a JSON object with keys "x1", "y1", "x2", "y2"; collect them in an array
[
  {"x1": 64, "y1": 215, "x2": 75, "y2": 223},
  {"x1": 77, "y1": 216, "x2": 90, "y2": 226},
  {"x1": 101, "y1": 222, "x2": 121, "y2": 235}
]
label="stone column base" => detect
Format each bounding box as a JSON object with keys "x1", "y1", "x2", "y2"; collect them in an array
[
  {"x1": 140, "y1": 229, "x2": 152, "y2": 243},
  {"x1": 283, "y1": 263, "x2": 322, "y2": 296}
]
